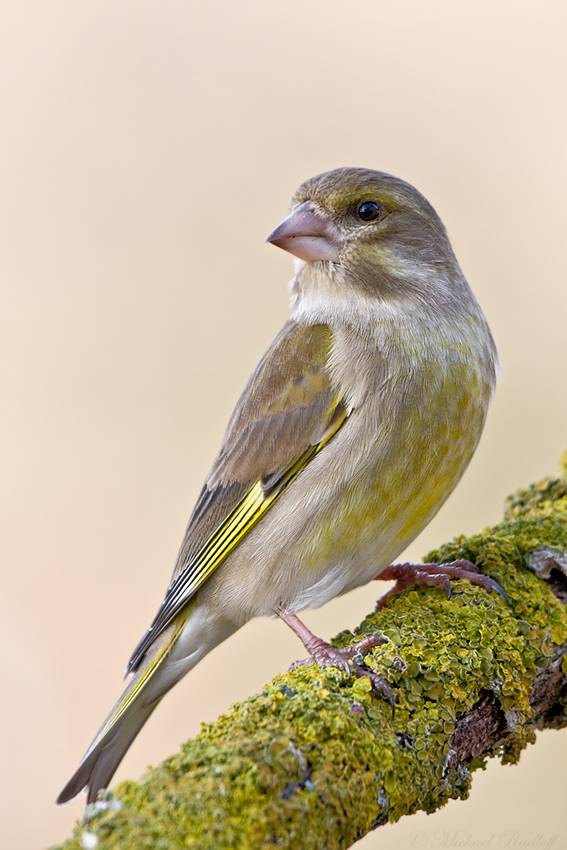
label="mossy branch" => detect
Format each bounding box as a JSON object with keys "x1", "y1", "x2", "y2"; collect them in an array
[{"x1": 53, "y1": 465, "x2": 567, "y2": 850}]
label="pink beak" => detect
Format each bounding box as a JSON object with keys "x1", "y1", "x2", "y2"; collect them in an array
[{"x1": 267, "y1": 201, "x2": 339, "y2": 262}]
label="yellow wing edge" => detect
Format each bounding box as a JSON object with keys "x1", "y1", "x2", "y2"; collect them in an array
[
  {"x1": 166, "y1": 401, "x2": 348, "y2": 606},
  {"x1": 128, "y1": 400, "x2": 348, "y2": 672}
]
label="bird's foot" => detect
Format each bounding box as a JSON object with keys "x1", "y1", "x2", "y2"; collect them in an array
[
  {"x1": 374, "y1": 559, "x2": 509, "y2": 611},
  {"x1": 289, "y1": 633, "x2": 383, "y2": 674},
  {"x1": 276, "y1": 605, "x2": 394, "y2": 708}
]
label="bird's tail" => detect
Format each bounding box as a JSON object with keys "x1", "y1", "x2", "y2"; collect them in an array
[{"x1": 57, "y1": 621, "x2": 183, "y2": 806}]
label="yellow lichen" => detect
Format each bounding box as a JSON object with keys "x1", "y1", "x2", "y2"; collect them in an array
[{"x1": 53, "y1": 467, "x2": 567, "y2": 850}]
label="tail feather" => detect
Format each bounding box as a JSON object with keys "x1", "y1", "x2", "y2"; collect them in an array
[
  {"x1": 57, "y1": 701, "x2": 158, "y2": 805},
  {"x1": 57, "y1": 622, "x2": 183, "y2": 805}
]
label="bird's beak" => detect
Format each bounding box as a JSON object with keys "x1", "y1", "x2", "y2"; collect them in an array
[{"x1": 266, "y1": 201, "x2": 339, "y2": 262}]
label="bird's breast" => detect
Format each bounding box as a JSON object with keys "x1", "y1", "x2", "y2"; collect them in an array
[{"x1": 202, "y1": 324, "x2": 494, "y2": 620}]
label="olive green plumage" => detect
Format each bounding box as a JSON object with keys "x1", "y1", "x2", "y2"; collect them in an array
[{"x1": 57, "y1": 167, "x2": 497, "y2": 806}]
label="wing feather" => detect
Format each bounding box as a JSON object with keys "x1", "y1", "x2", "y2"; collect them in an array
[{"x1": 127, "y1": 320, "x2": 348, "y2": 673}]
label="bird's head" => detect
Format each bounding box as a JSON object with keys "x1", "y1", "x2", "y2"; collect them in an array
[{"x1": 267, "y1": 167, "x2": 463, "y2": 305}]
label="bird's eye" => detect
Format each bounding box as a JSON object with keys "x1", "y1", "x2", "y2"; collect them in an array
[{"x1": 357, "y1": 201, "x2": 382, "y2": 222}]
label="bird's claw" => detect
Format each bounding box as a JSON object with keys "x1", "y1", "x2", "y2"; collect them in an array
[
  {"x1": 288, "y1": 634, "x2": 393, "y2": 709},
  {"x1": 374, "y1": 559, "x2": 510, "y2": 610},
  {"x1": 351, "y1": 664, "x2": 395, "y2": 712}
]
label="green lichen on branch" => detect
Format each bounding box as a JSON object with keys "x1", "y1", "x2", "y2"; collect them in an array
[{"x1": 54, "y1": 466, "x2": 567, "y2": 850}]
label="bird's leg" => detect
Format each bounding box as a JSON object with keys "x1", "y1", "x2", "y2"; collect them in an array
[
  {"x1": 374, "y1": 559, "x2": 509, "y2": 611},
  {"x1": 275, "y1": 605, "x2": 394, "y2": 707}
]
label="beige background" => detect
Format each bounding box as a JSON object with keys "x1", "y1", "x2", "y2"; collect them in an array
[{"x1": 2, "y1": 2, "x2": 567, "y2": 848}]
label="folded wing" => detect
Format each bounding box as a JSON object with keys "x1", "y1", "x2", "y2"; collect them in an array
[{"x1": 127, "y1": 321, "x2": 349, "y2": 673}]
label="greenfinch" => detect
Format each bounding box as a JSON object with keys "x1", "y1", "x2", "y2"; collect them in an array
[{"x1": 58, "y1": 167, "x2": 498, "y2": 805}]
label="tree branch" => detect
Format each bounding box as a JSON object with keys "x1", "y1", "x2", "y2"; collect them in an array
[{"x1": 52, "y1": 466, "x2": 567, "y2": 850}]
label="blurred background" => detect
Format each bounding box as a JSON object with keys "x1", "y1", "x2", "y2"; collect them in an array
[{"x1": 2, "y1": 2, "x2": 566, "y2": 847}]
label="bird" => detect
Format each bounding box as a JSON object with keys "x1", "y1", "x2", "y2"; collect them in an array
[{"x1": 57, "y1": 167, "x2": 499, "y2": 806}]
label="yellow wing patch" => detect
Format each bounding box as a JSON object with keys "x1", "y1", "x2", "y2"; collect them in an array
[{"x1": 127, "y1": 400, "x2": 348, "y2": 673}]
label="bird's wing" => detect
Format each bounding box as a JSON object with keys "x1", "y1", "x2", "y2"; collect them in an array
[{"x1": 127, "y1": 320, "x2": 348, "y2": 673}]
